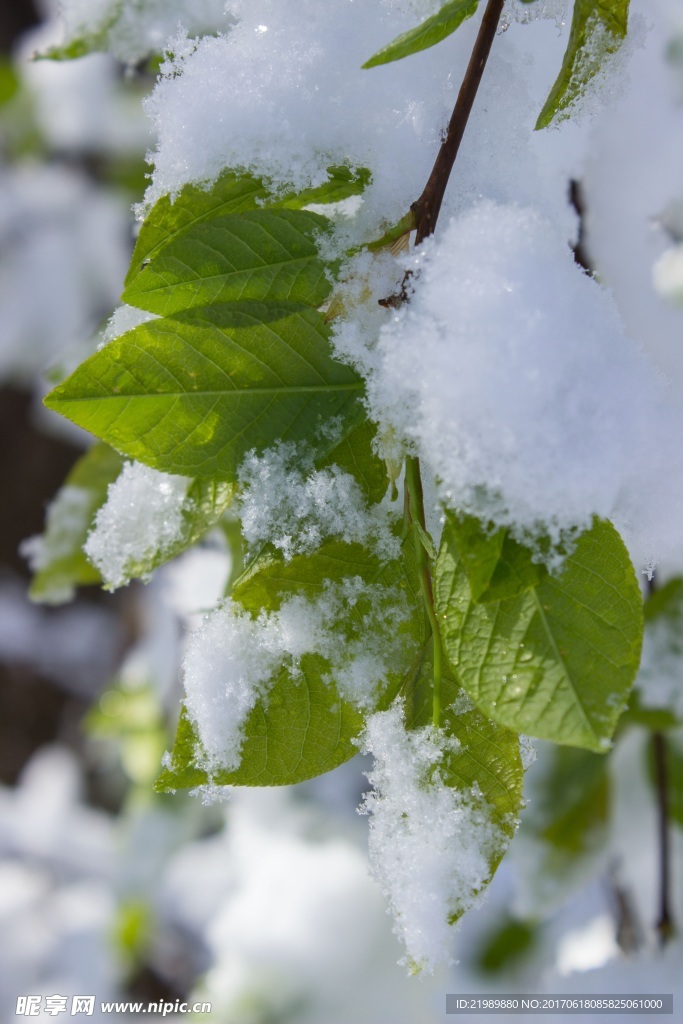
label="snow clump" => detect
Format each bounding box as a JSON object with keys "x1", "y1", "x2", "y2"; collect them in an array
[
  {"x1": 344, "y1": 200, "x2": 683, "y2": 567},
  {"x1": 360, "y1": 703, "x2": 507, "y2": 972},
  {"x1": 85, "y1": 461, "x2": 192, "y2": 589},
  {"x1": 237, "y1": 442, "x2": 396, "y2": 561}
]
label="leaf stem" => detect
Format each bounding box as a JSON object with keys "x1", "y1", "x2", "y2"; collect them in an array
[
  {"x1": 396, "y1": 2, "x2": 505, "y2": 724},
  {"x1": 412, "y1": 0, "x2": 506, "y2": 244},
  {"x1": 405, "y1": 455, "x2": 443, "y2": 727}
]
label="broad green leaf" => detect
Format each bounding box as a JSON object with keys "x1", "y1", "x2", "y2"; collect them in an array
[
  {"x1": 363, "y1": 0, "x2": 479, "y2": 69},
  {"x1": 535, "y1": 0, "x2": 630, "y2": 130},
  {"x1": 122, "y1": 210, "x2": 333, "y2": 316},
  {"x1": 445, "y1": 510, "x2": 544, "y2": 603},
  {"x1": 158, "y1": 536, "x2": 424, "y2": 789},
  {"x1": 126, "y1": 171, "x2": 271, "y2": 286},
  {"x1": 406, "y1": 661, "x2": 523, "y2": 829},
  {"x1": 234, "y1": 538, "x2": 423, "y2": 646},
  {"x1": 126, "y1": 166, "x2": 369, "y2": 287},
  {"x1": 435, "y1": 519, "x2": 643, "y2": 751},
  {"x1": 44, "y1": 301, "x2": 365, "y2": 480},
  {"x1": 156, "y1": 659, "x2": 364, "y2": 790},
  {"x1": 25, "y1": 443, "x2": 123, "y2": 604},
  {"x1": 317, "y1": 419, "x2": 389, "y2": 505}
]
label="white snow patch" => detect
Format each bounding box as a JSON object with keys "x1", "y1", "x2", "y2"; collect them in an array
[
  {"x1": 55, "y1": 0, "x2": 232, "y2": 64},
  {"x1": 85, "y1": 461, "x2": 192, "y2": 589},
  {"x1": 360, "y1": 704, "x2": 506, "y2": 972},
  {"x1": 342, "y1": 201, "x2": 683, "y2": 568},
  {"x1": 184, "y1": 582, "x2": 414, "y2": 772},
  {"x1": 237, "y1": 442, "x2": 396, "y2": 561}
]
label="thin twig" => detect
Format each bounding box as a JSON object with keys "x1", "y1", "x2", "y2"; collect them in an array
[
  {"x1": 652, "y1": 731, "x2": 675, "y2": 946},
  {"x1": 413, "y1": 0, "x2": 506, "y2": 244}
]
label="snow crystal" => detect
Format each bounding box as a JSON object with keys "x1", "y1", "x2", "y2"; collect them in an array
[
  {"x1": 360, "y1": 703, "x2": 506, "y2": 972},
  {"x1": 100, "y1": 304, "x2": 159, "y2": 348},
  {"x1": 501, "y1": 0, "x2": 567, "y2": 29},
  {"x1": 56, "y1": 0, "x2": 231, "y2": 64},
  {"x1": 343, "y1": 201, "x2": 683, "y2": 567},
  {"x1": 237, "y1": 443, "x2": 396, "y2": 561},
  {"x1": 85, "y1": 461, "x2": 191, "y2": 589},
  {"x1": 184, "y1": 582, "x2": 414, "y2": 771}
]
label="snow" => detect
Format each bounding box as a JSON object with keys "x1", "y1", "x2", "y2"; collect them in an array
[
  {"x1": 54, "y1": 0, "x2": 232, "y2": 64},
  {"x1": 184, "y1": 581, "x2": 414, "y2": 771},
  {"x1": 237, "y1": 442, "x2": 396, "y2": 561},
  {"x1": 636, "y1": 596, "x2": 683, "y2": 719},
  {"x1": 0, "y1": 164, "x2": 130, "y2": 384},
  {"x1": 339, "y1": 201, "x2": 683, "y2": 569},
  {"x1": 360, "y1": 703, "x2": 507, "y2": 972},
  {"x1": 21, "y1": 486, "x2": 93, "y2": 604},
  {"x1": 84, "y1": 461, "x2": 192, "y2": 590},
  {"x1": 141, "y1": 0, "x2": 577, "y2": 244}
]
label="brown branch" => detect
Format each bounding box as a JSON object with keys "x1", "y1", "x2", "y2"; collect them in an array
[
  {"x1": 412, "y1": 0, "x2": 506, "y2": 244},
  {"x1": 652, "y1": 731, "x2": 675, "y2": 946}
]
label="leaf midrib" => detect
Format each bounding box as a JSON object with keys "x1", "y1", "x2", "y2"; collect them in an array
[
  {"x1": 51, "y1": 382, "x2": 363, "y2": 403},
  {"x1": 530, "y1": 587, "x2": 598, "y2": 743}
]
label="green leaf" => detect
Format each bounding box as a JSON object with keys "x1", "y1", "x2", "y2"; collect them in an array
[
  {"x1": 407, "y1": 662, "x2": 523, "y2": 830},
  {"x1": 0, "y1": 59, "x2": 20, "y2": 106},
  {"x1": 535, "y1": 0, "x2": 630, "y2": 130},
  {"x1": 444, "y1": 510, "x2": 544, "y2": 603},
  {"x1": 279, "y1": 165, "x2": 371, "y2": 210},
  {"x1": 25, "y1": 443, "x2": 123, "y2": 604},
  {"x1": 538, "y1": 745, "x2": 610, "y2": 852},
  {"x1": 44, "y1": 301, "x2": 365, "y2": 480},
  {"x1": 158, "y1": 536, "x2": 425, "y2": 790},
  {"x1": 476, "y1": 917, "x2": 537, "y2": 975},
  {"x1": 126, "y1": 171, "x2": 272, "y2": 286},
  {"x1": 366, "y1": 210, "x2": 417, "y2": 253},
  {"x1": 126, "y1": 166, "x2": 369, "y2": 288},
  {"x1": 317, "y1": 419, "x2": 389, "y2": 505},
  {"x1": 122, "y1": 209, "x2": 334, "y2": 316},
  {"x1": 644, "y1": 576, "x2": 683, "y2": 625},
  {"x1": 521, "y1": 744, "x2": 610, "y2": 905},
  {"x1": 109, "y1": 475, "x2": 235, "y2": 588},
  {"x1": 435, "y1": 518, "x2": 643, "y2": 751},
  {"x1": 157, "y1": 659, "x2": 365, "y2": 791},
  {"x1": 363, "y1": 0, "x2": 479, "y2": 69}
]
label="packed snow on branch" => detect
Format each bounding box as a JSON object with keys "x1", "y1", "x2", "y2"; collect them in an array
[
  {"x1": 360, "y1": 704, "x2": 507, "y2": 972},
  {"x1": 237, "y1": 443, "x2": 397, "y2": 561},
  {"x1": 85, "y1": 461, "x2": 192, "y2": 589},
  {"x1": 334, "y1": 201, "x2": 683, "y2": 570}
]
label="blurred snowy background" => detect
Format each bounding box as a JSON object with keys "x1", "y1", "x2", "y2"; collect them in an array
[{"x1": 1, "y1": 1, "x2": 683, "y2": 1022}]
